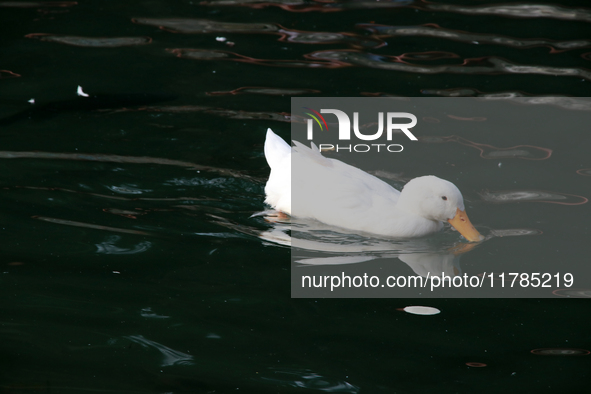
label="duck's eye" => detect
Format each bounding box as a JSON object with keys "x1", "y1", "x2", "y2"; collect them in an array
[{"x1": 442, "y1": 196, "x2": 448, "y2": 201}]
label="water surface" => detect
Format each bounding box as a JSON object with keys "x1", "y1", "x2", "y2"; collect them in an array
[{"x1": 1, "y1": 0, "x2": 590, "y2": 392}]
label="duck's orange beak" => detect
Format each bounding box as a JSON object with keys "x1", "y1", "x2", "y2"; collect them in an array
[{"x1": 447, "y1": 208, "x2": 484, "y2": 242}]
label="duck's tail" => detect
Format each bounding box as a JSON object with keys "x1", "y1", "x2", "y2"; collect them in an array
[{"x1": 264, "y1": 128, "x2": 291, "y2": 169}]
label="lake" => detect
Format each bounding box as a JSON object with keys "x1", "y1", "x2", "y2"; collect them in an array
[{"x1": 0, "y1": 0, "x2": 590, "y2": 393}]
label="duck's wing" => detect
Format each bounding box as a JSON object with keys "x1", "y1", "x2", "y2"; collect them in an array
[
  {"x1": 292, "y1": 139, "x2": 332, "y2": 168},
  {"x1": 291, "y1": 141, "x2": 401, "y2": 231}
]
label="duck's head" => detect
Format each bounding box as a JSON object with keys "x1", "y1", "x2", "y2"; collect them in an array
[{"x1": 398, "y1": 176, "x2": 484, "y2": 242}]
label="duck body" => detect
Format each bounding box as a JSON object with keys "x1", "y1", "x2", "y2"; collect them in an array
[{"x1": 264, "y1": 129, "x2": 483, "y2": 241}]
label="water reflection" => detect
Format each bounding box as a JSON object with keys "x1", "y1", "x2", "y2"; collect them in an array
[
  {"x1": 552, "y1": 289, "x2": 591, "y2": 298},
  {"x1": 213, "y1": 211, "x2": 539, "y2": 278},
  {"x1": 418, "y1": 135, "x2": 553, "y2": 160},
  {"x1": 465, "y1": 362, "x2": 487, "y2": 367},
  {"x1": 400, "y1": 51, "x2": 459, "y2": 61},
  {"x1": 307, "y1": 51, "x2": 591, "y2": 80},
  {"x1": 0, "y1": 1, "x2": 77, "y2": 7},
  {"x1": 95, "y1": 235, "x2": 152, "y2": 255},
  {"x1": 33, "y1": 216, "x2": 152, "y2": 235},
  {"x1": 107, "y1": 185, "x2": 152, "y2": 195},
  {"x1": 124, "y1": 335, "x2": 194, "y2": 367},
  {"x1": 260, "y1": 367, "x2": 359, "y2": 393},
  {"x1": 26, "y1": 33, "x2": 152, "y2": 47},
  {"x1": 133, "y1": 18, "x2": 279, "y2": 33},
  {"x1": 118, "y1": 103, "x2": 292, "y2": 123},
  {"x1": 200, "y1": 0, "x2": 412, "y2": 12},
  {"x1": 0, "y1": 69, "x2": 20, "y2": 78},
  {"x1": 422, "y1": 3, "x2": 591, "y2": 23},
  {"x1": 278, "y1": 28, "x2": 383, "y2": 48},
  {"x1": 489, "y1": 229, "x2": 542, "y2": 237},
  {"x1": 446, "y1": 115, "x2": 486, "y2": 121},
  {"x1": 170, "y1": 46, "x2": 591, "y2": 80},
  {"x1": 134, "y1": 18, "x2": 383, "y2": 48},
  {"x1": 0, "y1": 91, "x2": 177, "y2": 126},
  {"x1": 140, "y1": 307, "x2": 170, "y2": 319},
  {"x1": 480, "y1": 190, "x2": 588, "y2": 205},
  {"x1": 530, "y1": 348, "x2": 590, "y2": 356},
  {"x1": 103, "y1": 208, "x2": 145, "y2": 219},
  {"x1": 167, "y1": 48, "x2": 341, "y2": 68},
  {"x1": 0, "y1": 150, "x2": 253, "y2": 179},
  {"x1": 358, "y1": 23, "x2": 591, "y2": 53},
  {"x1": 422, "y1": 89, "x2": 591, "y2": 111},
  {"x1": 11, "y1": 185, "x2": 219, "y2": 202},
  {"x1": 207, "y1": 86, "x2": 320, "y2": 96}
]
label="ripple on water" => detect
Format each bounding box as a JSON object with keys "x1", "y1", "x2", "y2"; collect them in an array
[
  {"x1": 25, "y1": 33, "x2": 152, "y2": 47},
  {"x1": 489, "y1": 229, "x2": 542, "y2": 237},
  {"x1": 0, "y1": 150, "x2": 254, "y2": 179},
  {"x1": 123, "y1": 335, "x2": 195, "y2": 367},
  {"x1": 422, "y1": 3, "x2": 591, "y2": 23},
  {"x1": 133, "y1": 18, "x2": 279, "y2": 33},
  {"x1": 418, "y1": 135, "x2": 553, "y2": 160},
  {"x1": 134, "y1": 18, "x2": 383, "y2": 48},
  {"x1": 167, "y1": 47, "x2": 343, "y2": 68},
  {"x1": 447, "y1": 114, "x2": 486, "y2": 121},
  {"x1": 207, "y1": 86, "x2": 320, "y2": 96},
  {"x1": 279, "y1": 29, "x2": 384, "y2": 48},
  {"x1": 0, "y1": 1, "x2": 77, "y2": 7},
  {"x1": 199, "y1": 0, "x2": 413, "y2": 12},
  {"x1": 107, "y1": 185, "x2": 152, "y2": 194},
  {"x1": 422, "y1": 90, "x2": 591, "y2": 111},
  {"x1": 398, "y1": 51, "x2": 460, "y2": 61},
  {"x1": 0, "y1": 69, "x2": 20, "y2": 78},
  {"x1": 32, "y1": 216, "x2": 152, "y2": 236},
  {"x1": 466, "y1": 362, "x2": 487, "y2": 367},
  {"x1": 95, "y1": 235, "x2": 152, "y2": 255},
  {"x1": 531, "y1": 348, "x2": 590, "y2": 356},
  {"x1": 305, "y1": 51, "x2": 591, "y2": 80},
  {"x1": 119, "y1": 103, "x2": 293, "y2": 123},
  {"x1": 358, "y1": 23, "x2": 591, "y2": 53},
  {"x1": 103, "y1": 208, "x2": 145, "y2": 219},
  {"x1": 260, "y1": 368, "x2": 359, "y2": 393},
  {"x1": 552, "y1": 289, "x2": 591, "y2": 298},
  {"x1": 140, "y1": 307, "x2": 170, "y2": 319},
  {"x1": 479, "y1": 190, "x2": 588, "y2": 205}
]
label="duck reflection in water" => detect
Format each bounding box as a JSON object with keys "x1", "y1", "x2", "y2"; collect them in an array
[{"x1": 257, "y1": 212, "x2": 477, "y2": 278}]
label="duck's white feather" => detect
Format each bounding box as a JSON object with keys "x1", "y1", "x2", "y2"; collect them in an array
[
  {"x1": 264, "y1": 128, "x2": 291, "y2": 169},
  {"x1": 264, "y1": 129, "x2": 292, "y2": 213}
]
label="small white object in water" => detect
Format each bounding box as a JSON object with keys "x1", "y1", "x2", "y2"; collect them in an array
[
  {"x1": 403, "y1": 306, "x2": 441, "y2": 315},
  {"x1": 28, "y1": 98, "x2": 35, "y2": 104},
  {"x1": 77, "y1": 85, "x2": 89, "y2": 97},
  {"x1": 216, "y1": 36, "x2": 227, "y2": 42},
  {"x1": 498, "y1": 162, "x2": 502, "y2": 168}
]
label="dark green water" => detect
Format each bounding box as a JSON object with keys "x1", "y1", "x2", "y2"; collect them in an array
[{"x1": 1, "y1": 0, "x2": 590, "y2": 392}]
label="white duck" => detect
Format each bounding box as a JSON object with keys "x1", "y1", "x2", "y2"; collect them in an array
[{"x1": 264, "y1": 129, "x2": 483, "y2": 242}]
